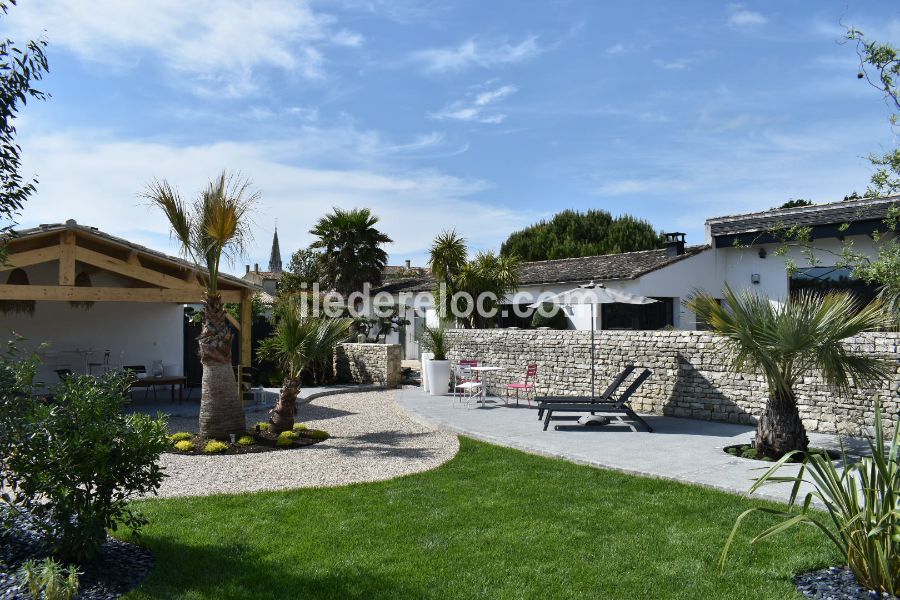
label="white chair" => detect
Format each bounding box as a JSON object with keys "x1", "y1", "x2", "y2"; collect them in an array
[{"x1": 453, "y1": 364, "x2": 482, "y2": 408}]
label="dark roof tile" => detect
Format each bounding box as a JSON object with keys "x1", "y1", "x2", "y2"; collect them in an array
[
  {"x1": 372, "y1": 245, "x2": 708, "y2": 294},
  {"x1": 706, "y1": 196, "x2": 899, "y2": 237}
]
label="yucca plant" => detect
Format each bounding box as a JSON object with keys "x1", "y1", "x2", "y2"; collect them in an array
[
  {"x1": 688, "y1": 285, "x2": 893, "y2": 457},
  {"x1": 720, "y1": 396, "x2": 899, "y2": 595},
  {"x1": 420, "y1": 325, "x2": 451, "y2": 361},
  {"x1": 144, "y1": 171, "x2": 257, "y2": 438},
  {"x1": 258, "y1": 296, "x2": 352, "y2": 432}
]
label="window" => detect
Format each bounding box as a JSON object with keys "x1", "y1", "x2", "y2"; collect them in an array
[
  {"x1": 601, "y1": 297, "x2": 673, "y2": 330},
  {"x1": 789, "y1": 267, "x2": 878, "y2": 304}
]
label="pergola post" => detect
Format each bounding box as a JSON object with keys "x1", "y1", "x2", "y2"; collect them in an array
[{"x1": 240, "y1": 290, "x2": 252, "y2": 368}]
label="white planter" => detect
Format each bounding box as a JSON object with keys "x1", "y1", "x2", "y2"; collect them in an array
[
  {"x1": 425, "y1": 359, "x2": 451, "y2": 396},
  {"x1": 420, "y1": 352, "x2": 434, "y2": 392}
]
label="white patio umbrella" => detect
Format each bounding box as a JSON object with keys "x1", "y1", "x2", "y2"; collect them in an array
[{"x1": 529, "y1": 281, "x2": 657, "y2": 398}]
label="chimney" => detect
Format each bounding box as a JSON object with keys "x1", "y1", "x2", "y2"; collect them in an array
[
  {"x1": 664, "y1": 232, "x2": 686, "y2": 257},
  {"x1": 245, "y1": 264, "x2": 250, "y2": 274},
  {"x1": 254, "y1": 263, "x2": 259, "y2": 274},
  {"x1": 405, "y1": 259, "x2": 411, "y2": 269}
]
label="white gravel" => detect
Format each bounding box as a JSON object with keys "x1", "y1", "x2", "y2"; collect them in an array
[{"x1": 152, "y1": 390, "x2": 459, "y2": 498}]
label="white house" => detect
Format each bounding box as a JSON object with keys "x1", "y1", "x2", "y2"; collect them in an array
[{"x1": 371, "y1": 195, "x2": 897, "y2": 358}]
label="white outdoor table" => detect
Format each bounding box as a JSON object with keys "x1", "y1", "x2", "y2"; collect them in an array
[{"x1": 470, "y1": 366, "x2": 503, "y2": 407}]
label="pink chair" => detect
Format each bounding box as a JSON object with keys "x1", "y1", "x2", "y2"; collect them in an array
[{"x1": 505, "y1": 364, "x2": 538, "y2": 407}]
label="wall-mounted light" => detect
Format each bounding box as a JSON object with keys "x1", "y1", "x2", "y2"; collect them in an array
[
  {"x1": 751, "y1": 273, "x2": 761, "y2": 284},
  {"x1": 758, "y1": 247, "x2": 767, "y2": 259}
]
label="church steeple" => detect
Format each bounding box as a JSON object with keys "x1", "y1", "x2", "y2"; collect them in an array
[{"x1": 268, "y1": 226, "x2": 282, "y2": 273}]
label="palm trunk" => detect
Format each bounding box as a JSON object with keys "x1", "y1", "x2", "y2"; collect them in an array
[
  {"x1": 269, "y1": 378, "x2": 300, "y2": 434},
  {"x1": 755, "y1": 389, "x2": 809, "y2": 457},
  {"x1": 198, "y1": 292, "x2": 246, "y2": 438}
]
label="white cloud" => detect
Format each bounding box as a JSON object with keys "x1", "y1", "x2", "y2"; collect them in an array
[
  {"x1": 429, "y1": 84, "x2": 518, "y2": 124},
  {"x1": 16, "y1": 129, "x2": 535, "y2": 268},
  {"x1": 605, "y1": 43, "x2": 630, "y2": 55},
  {"x1": 410, "y1": 36, "x2": 542, "y2": 74},
  {"x1": 473, "y1": 85, "x2": 518, "y2": 106},
  {"x1": 2, "y1": 0, "x2": 363, "y2": 96},
  {"x1": 728, "y1": 6, "x2": 767, "y2": 27},
  {"x1": 654, "y1": 58, "x2": 691, "y2": 70}
]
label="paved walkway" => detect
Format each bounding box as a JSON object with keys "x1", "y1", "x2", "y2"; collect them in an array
[{"x1": 395, "y1": 386, "x2": 871, "y2": 504}]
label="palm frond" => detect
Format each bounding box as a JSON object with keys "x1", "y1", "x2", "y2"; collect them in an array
[{"x1": 141, "y1": 179, "x2": 193, "y2": 260}]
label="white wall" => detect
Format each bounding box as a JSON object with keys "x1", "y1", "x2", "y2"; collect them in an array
[
  {"x1": 0, "y1": 262, "x2": 185, "y2": 387},
  {"x1": 715, "y1": 234, "x2": 880, "y2": 303},
  {"x1": 0, "y1": 301, "x2": 185, "y2": 386}
]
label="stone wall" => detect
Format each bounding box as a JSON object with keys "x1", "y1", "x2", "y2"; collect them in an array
[
  {"x1": 334, "y1": 343, "x2": 402, "y2": 388},
  {"x1": 445, "y1": 329, "x2": 899, "y2": 436}
]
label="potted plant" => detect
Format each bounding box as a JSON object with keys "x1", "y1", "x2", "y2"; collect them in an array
[{"x1": 421, "y1": 325, "x2": 452, "y2": 396}]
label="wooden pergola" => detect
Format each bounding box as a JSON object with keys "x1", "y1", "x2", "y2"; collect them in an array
[{"x1": 0, "y1": 220, "x2": 260, "y2": 367}]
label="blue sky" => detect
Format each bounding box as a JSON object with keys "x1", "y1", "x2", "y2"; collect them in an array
[{"x1": 3, "y1": 0, "x2": 899, "y2": 273}]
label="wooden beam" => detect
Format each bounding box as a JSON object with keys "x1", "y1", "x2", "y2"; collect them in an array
[
  {"x1": 126, "y1": 251, "x2": 141, "y2": 266},
  {"x1": 0, "y1": 284, "x2": 243, "y2": 303},
  {"x1": 74, "y1": 246, "x2": 196, "y2": 290},
  {"x1": 240, "y1": 290, "x2": 252, "y2": 367},
  {"x1": 59, "y1": 232, "x2": 76, "y2": 286},
  {"x1": 0, "y1": 245, "x2": 61, "y2": 271},
  {"x1": 225, "y1": 312, "x2": 241, "y2": 331}
]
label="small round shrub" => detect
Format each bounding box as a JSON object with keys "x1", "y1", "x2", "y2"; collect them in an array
[
  {"x1": 203, "y1": 440, "x2": 228, "y2": 454},
  {"x1": 275, "y1": 436, "x2": 295, "y2": 448},
  {"x1": 236, "y1": 435, "x2": 254, "y2": 447},
  {"x1": 169, "y1": 432, "x2": 192, "y2": 443},
  {"x1": 278, "y1": 430, "x2": 299, "y2": 440},
  {"x1": 255, "y1": 422, "x2": 269, "y2": 431},
  {"x1": 309, "y1": 430, "x2": 330, "y2": 440},
  {"x1": 173, "y1": 440, "x2": 195, "y2": 452},
  {"x1": 531, "y1": 303, "x2": 569, "y2": 330},
  {"x1": 292, "y1": 423, "x2": 308, "y2": 431}
]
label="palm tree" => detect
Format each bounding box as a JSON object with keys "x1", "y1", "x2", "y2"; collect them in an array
[
  {"x1": 258, "y1": 298, "x2": 351, "y2": 433},
  {"x1": 309, "y1": 207, "x2": 392, "y2": 298},
  {"x1": 688, "y1": 285, "x2": 893, "y2": 457},
  {"x1": 144, "y1": 172, "x2": 257, "y2": 439},
  {"x1": 455, "y1": 252, "x2": 520, "y2": 328},
  {"x1": 429, "y1": 230, "x2": 467, "y2": 320}
]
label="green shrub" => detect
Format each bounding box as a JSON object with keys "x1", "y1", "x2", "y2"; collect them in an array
[
  {"x1": 17, "y1": 558, "x2": 80, "y2": 600},
  {"x1": 203, "y1": 440, "x2": 228, "y2": 454},
  {"x1": 275, "y1": 436, "x2": 295, "y2": 447},
  {"x1": 309, "y1": 430, "x2": 330, "y2": 440},
  {"x1": 293, "y1": 423, "x2": 308, "y2": 431},
  {"x1": 530, "y1": 303, "x2": 569, "y2": 330},
  {"x1": 721, "y1": 396, "x2": 899, "y2": 595},
  {"x1": 169, "y1": 432, "x2": 192, "y2": 443},
  {"x1": 0, "y1": 359, "x2": 169, "y2": 564},
  {"x1": 255, "y1": 421, "x2": 269, "y2": 431},
  {"x1": 173, "y1": 440, "x2": 195, "y2": 452},
  {"x1": 278, "y1": 430, "x2": 299, "y2": 440},
  {"x1": 236, "y1": 435, "x2": 254, "y2": 446}
]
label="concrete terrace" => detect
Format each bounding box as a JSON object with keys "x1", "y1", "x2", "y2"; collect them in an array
[{"x1": 395, "y1": 386, "x2": 872, "y2": 505}]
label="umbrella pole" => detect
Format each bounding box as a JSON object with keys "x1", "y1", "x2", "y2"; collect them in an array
[{"x1": 591, "y1": 303, "x2": 596, "y2": 399}]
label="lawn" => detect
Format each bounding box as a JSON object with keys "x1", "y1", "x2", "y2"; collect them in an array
[{"x1": 124, "y1": 437, "x2": 837, "y2": 599}]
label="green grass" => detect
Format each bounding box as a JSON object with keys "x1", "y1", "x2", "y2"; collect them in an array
[{"x1": 125, "y1": 437, "x2": 837, "y2": 599}]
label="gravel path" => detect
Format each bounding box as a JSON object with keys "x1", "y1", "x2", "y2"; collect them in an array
[{"x1": 152, "y1": 390, "x2": 459, "y2": 498}]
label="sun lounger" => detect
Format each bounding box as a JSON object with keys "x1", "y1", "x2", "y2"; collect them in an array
[
  {"x1": 536, "y1": 365, "x2": 636, "y2": 419},
  {"x1": 538, "y1": 369, "x2": 653, "y2": 432}
]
